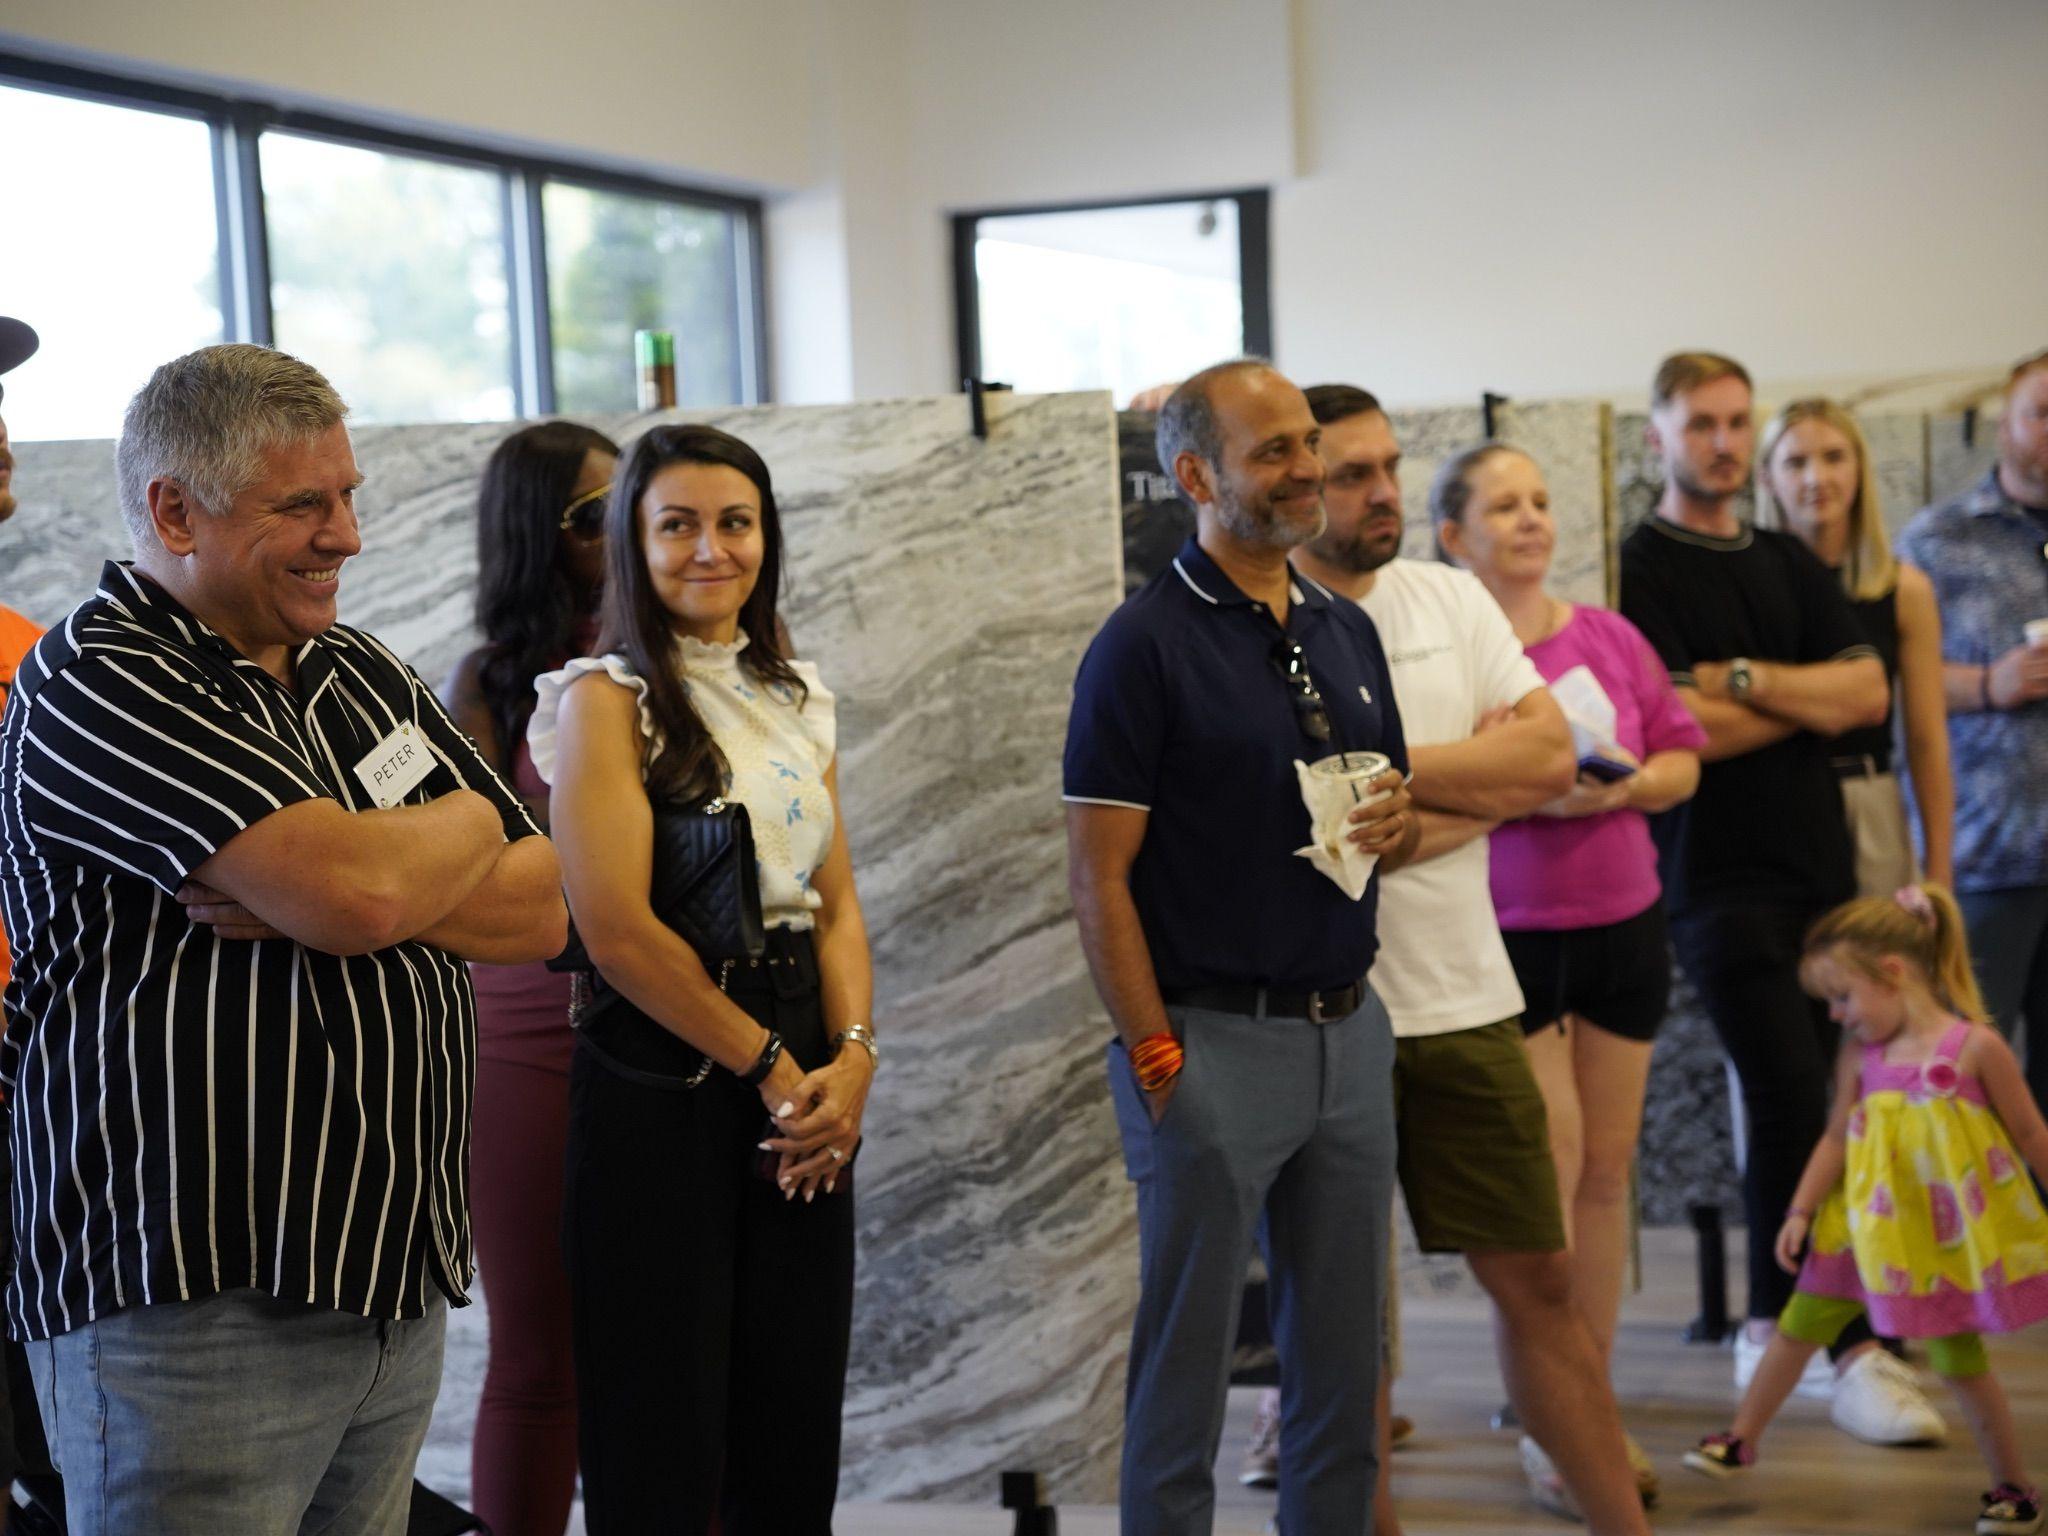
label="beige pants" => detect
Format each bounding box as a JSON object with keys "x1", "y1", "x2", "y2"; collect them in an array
[{"x1": 1840, "y1": 769, "x2": 1919, "y2": 898}]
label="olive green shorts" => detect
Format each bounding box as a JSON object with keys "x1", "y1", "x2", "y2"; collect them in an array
[{"x1": 1393, "y1": 1017, "x2": 1566, "y2": 1254}]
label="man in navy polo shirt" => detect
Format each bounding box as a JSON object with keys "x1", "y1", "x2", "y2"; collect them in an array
[{"x1": 1065, "y1": 358, "x2": 1416, "y2": 1536}]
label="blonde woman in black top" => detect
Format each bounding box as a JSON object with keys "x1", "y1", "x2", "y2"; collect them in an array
[{"x1": 1757, "y1": 398, "x2": 1955, "y2": 893}]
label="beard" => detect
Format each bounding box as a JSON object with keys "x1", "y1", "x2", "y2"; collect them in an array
[
  {"x1": 1213, "y1": 484, "x2": 1324, "y2": 550},
  {"x1": 1305, "y1": 513, "x2": 1402, "y2": 574},
  {"x1": 1670, "y1": 458, "x2": 1747, "y2": 504}
]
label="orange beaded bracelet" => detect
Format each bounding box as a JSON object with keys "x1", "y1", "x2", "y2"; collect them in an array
[{"x1": 1129, "y1": 1032, "x2": 1184, "y2": 1094}]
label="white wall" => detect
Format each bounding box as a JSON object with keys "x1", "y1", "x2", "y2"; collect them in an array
[
  {"x1": 1275, "y1": 0, "x2": 2048, "y2": 405},
  {"x1": 6, "y1": 0, "x2": 2045, "y2": 409},
  {"x1": 0, "y1": 0, "x2": 816, "y2": 192},
  {"x1": 828, "y1": 0, "x2": 2048, "y2": 405}
]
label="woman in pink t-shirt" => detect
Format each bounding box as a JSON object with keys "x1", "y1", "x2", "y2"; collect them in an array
[{"x1": 1433, "y1": 442, "x2": 1706, "y2": 1389}]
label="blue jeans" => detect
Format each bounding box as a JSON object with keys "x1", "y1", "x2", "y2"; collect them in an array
[
  {"x1": 24, "y1": 1288, "x2": 446, "y2": 1536},
  {"x1": 1959, "y1": 885, "x2": 2048, "y2": 1116},
  {"x1": 1108, "y1": 991, "x2": 1396, "y2": 1536}
]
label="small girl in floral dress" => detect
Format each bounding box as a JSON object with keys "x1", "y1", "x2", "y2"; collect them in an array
[{"x1": 1684, "y1": 884, "x2": 2048, "y2": 1536}]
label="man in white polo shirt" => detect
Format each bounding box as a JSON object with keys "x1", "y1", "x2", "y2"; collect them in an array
[{"x1": 1272, "y1": 384, "x2": 1650, "y2": 1535}]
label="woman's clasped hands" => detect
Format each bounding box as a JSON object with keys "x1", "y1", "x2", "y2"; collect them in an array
[{"x1": 757, "y1": 1041, "x2": 876, "y2": 1202}]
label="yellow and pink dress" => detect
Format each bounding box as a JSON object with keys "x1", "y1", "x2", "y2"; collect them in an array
[{"x1": 1798, "y1": 1019, "x2": 2048, "y2": 1337}]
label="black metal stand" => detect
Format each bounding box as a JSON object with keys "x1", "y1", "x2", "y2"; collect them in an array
[
  {"x1": 1682, "y1": 1201, "x2": 1733, "y2": 1344},
  {"x1": 964, "y1": 377, "x2": 1013, "y2": 440},
  {"x1": 1001, "y1": 1470, "x2": 1058, "y2": 1535}
]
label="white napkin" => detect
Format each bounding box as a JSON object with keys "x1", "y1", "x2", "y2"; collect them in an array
[
  {"x1": 1292, "y1": 756, "x2": 1390, "y2": 900},
  {"x1": 1548, "y1": 664, "x2": 1627, "y2": 765}
]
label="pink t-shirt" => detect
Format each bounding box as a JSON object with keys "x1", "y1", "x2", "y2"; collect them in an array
[{"x1": 1489, "y1": 605, "x2": 1708, "y2": 931}]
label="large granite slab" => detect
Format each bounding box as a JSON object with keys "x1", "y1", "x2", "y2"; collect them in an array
[
  {"x1": 0, "y1": 391, "x2": 1136, "y2": 1506},
  {"x1": 1926, "y1": 408, "x2": 2002, "y2": 512}
]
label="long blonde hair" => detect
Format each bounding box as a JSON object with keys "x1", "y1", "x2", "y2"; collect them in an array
[
  {"x1": 1756, "y1": 398, "x2": 1895, "y2": 602},
  {"x1": 1801, "y1": 883, "x2": 1987, "y2": 1025}
]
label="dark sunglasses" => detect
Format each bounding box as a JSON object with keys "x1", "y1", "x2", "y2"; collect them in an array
[
  {"x1": 558, "y1": 482, "x2": 610, "y2": 539},
  {"x1": 1270, "y1": 637, "x2": 1332, "y2": 744}
]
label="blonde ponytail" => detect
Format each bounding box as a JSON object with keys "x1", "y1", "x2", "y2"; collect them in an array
[{"x1": 1920, "y1": 884, "x2": 1987, "y2": 1024}]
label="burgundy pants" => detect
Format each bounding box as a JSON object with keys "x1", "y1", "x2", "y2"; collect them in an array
[{"x1": 471, "y1": 1055, "x2": 580, "y2": 1536}]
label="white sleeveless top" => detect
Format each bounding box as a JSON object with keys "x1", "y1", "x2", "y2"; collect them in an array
[{"x1": 527, "y1": 633, "x2": 837, "y2": 931}]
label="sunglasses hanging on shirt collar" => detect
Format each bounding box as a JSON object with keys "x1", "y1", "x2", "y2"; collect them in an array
[{"x1": 1270, "y1": 636, "x2": 1333, "y2": 744}]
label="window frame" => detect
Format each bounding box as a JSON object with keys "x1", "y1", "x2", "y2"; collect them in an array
[
  {"x1": 950, "y1": 188, "x2": 1272, "y2": 391},
  {"x1": 0, "y1": 50, "x2": 769, "y2": 416}
]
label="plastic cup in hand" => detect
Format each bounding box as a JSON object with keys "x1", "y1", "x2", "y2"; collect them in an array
[{"x1": 1301, "y1": 750, "x2": 1392, "y2": 834}]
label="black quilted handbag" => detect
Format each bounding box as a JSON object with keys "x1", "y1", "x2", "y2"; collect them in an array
[{"x1": 547, "y1": 795, "x2": 767, "y2": 1087}]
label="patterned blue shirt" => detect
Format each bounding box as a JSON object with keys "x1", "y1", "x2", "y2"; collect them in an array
[{"x1": 1898, "y1": 470, "x2": 2048, "y2": 891}]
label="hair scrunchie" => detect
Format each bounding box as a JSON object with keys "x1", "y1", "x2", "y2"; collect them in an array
[{"x1": 1893, "y1": 884, "x2": 1936, "y2": 926}]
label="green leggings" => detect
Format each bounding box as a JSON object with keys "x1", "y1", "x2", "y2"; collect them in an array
[{"x1": 1778, "y1": 1291, "x2": 1987, "y2": 1377}]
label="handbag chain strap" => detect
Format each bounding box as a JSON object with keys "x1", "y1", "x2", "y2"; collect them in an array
[{"x1": 565, "y1": 960, "x2": 730, "y2": 1090}]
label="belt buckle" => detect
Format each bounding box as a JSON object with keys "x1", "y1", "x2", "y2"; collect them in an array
[{"x1": 1308, "y1": 990, "x2": 1334, "y2": 1025}]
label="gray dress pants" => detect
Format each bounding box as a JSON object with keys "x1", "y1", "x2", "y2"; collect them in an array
[{"x1": 1108, "y1": 988, "x2": 1396, "y2": 1536}]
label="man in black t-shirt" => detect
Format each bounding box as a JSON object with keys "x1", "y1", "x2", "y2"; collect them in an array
[{"x1": 1619, "y1": 351, "x2": 1945, "y2": 1447}]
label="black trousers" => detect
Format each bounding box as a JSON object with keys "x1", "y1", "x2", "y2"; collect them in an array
[
  {"x1": 563, "y1": 931, "x2": 856, "y2": 1536},
  {"x1": 1672, "y1": 901, "x2": 1875, "y2": 1356}
]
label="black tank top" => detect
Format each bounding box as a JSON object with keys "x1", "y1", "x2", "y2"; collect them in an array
[{"x1": 1835, "y1": 583, "x2": 1899, "y2": 770}]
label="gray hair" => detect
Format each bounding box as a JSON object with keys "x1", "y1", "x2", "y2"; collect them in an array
[
  {"x1": 1427, "y1": 440, "x2": 1528, "y2": 529},
  {"x1": 1427, "y1": 440, "x2": 1532, "y2": 563},
  {"x1": 116, "y1": 344, "x2": 349, "y2": 546},
  {"x1": 1155, "y1": 356, "x2": 1273, "y2": 502}
]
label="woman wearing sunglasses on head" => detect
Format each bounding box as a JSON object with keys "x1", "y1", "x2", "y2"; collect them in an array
[
  {"x1": 441, "y1": 419, "x2": 619, "y2": 1536},
  {"x1": 530, "y1": 423, "x2": 875, "y2": 1534}
]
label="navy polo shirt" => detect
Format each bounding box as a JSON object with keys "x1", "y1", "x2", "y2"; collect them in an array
[{"x1": 1063, "y1": 537, "x2": 1407, "y2": 992}]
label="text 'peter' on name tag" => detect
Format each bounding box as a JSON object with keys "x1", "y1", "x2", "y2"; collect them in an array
[{"x1": 353, "y1": 721, "x2": 435, "y2": 809}]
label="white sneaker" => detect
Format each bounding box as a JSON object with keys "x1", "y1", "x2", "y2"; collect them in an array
[
  {"x1": 1829, "y1": 1348, "x2": 1946, "y2": 1445},
  {"x1": 1520, "y1": 1429, "x2": 1659, "y2": 1515},
  {"x1": 1239, "y1": 1386, "x2": 1281, "y2": 1487},
  {"x1": 1733, "y1": 1329, "x2": 1833, "y2": 1401},
  {"x1": 1519, "y1": 1434, "x2": 1583, "y2": 1522}
]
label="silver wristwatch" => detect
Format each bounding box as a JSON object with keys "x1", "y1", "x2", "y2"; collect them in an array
[
  {"x1": 1728, "y1": 657, "x2": 1755, "y2": 701},
  {"x1": 833, "y1": 1024, "x2": 880, "y2": 1067}
]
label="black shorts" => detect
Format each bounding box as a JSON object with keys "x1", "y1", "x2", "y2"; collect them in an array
[{"x1": 1502, "y1": 901, "x2": 1672, "y2": 1043}]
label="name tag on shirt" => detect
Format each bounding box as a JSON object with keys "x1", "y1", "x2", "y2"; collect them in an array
[{"x1": 353, "y1": 721, "x2": 434, "y2": 809}]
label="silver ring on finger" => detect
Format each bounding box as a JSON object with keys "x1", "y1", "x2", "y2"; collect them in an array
[{"x1": 828, "y1": 1146, "x2": 844, "y2": 1163}]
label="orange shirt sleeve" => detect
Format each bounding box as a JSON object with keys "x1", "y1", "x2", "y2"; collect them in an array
[{"x1": 0, "y1": 603, "x2": 45, "y2": 996}]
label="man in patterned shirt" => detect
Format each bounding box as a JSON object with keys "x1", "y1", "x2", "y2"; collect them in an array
[{"x1": 1899, "y1": 347, "x2": 2048, "y2": 1118}]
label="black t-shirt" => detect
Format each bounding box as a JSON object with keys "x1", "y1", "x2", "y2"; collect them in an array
[
  {"x1": 1618, "y1": 519, "x2": 1876, "y2": 916},
  {"x1": 1835, "y1": 587, "x2": 1900, "y2": 769}
]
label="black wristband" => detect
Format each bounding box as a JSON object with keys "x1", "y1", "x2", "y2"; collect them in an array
[
  {"x1": 738, "y1": 1030, "x2": 784, "y2": 1087},
  {"x1": 1982, "y1": 664, "x2": 1995, "y2": 712}
]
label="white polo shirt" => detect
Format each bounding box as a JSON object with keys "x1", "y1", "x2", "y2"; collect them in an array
[{"x1": 1357, "y1": 559, "x2": 1546, "y2": 1038}]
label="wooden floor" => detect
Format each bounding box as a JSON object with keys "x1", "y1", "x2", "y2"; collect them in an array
[
  {"x1": 467, "y1": 1225, "x2": 2046, "y2": 1533},
  {"x1": 830, "y1": 1225, "x2": 2048, "y2": 1535}
]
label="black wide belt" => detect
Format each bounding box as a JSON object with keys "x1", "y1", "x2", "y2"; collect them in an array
[
  {"x1": 1160, "y1": 979, "x2": 1366, "y2": 1024},
  {"x1": 1830, "y1": 751, "x2": 1892, "y2": 779}
]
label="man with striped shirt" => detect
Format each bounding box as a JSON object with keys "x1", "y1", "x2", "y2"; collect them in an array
[{"x1": 0, "y1": 344, "x2": 567, "y2": 1535}]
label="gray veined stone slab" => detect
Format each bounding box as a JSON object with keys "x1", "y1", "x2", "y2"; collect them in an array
[{"x1": 1926, "y1": 408, "x2": 2002, "y2": 512}]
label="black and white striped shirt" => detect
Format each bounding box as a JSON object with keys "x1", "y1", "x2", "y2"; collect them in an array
[{"x1": 0, "y1": 562, "x2": 539, "y2": 1342}]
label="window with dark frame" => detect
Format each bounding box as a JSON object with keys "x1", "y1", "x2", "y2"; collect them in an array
[
  {"x1": 0, "y1": 53, "x2": 767, "y2": 440},
  {"x1": 952, "y1": 190, "x2": 1271, "y2": 407}
]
